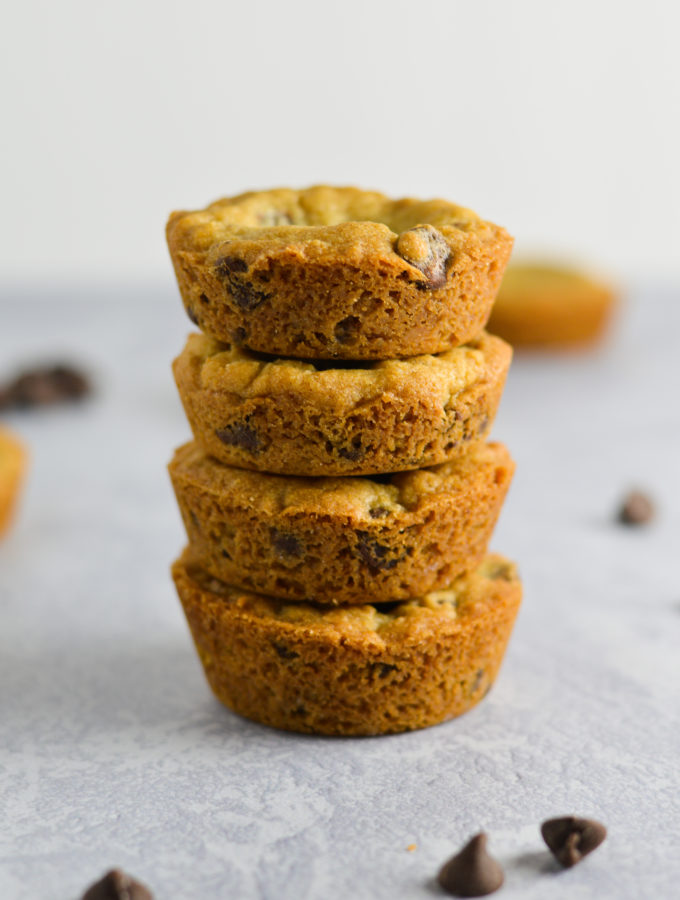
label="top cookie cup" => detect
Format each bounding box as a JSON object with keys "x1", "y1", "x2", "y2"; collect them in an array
[{"x1": 167, "y1": 186, "x2": 513, "y2": 359}]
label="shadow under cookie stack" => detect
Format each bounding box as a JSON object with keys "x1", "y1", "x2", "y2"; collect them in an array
[{"x1": 166, "y1": 186, "x2": 522, "y2": 736}]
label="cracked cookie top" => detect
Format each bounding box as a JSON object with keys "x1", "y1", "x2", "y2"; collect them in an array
[
  {"x1": 182, "y1": 331, "x2": 504, "y2": 409},
  {"x1": 167, "y1": 185, "x2": 493, "y2": 276}
]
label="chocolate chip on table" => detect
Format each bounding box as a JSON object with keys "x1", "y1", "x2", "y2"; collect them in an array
[
  {"x1": 617, "y1": 489, "x2": 655, "y2": 526},
  {"x1": 541, "y1": 816, "x2": 607, "y2": 868},
  {"x1": 437, "y1": 833, "x2": 504, "y2": 897},
  {"x1": 396, "y1": 225, "x2": 450, "y2": 289},
  {"x1": 0, "y1": 364, "x2": 91, "y2": 409},
  {"x1": 81, "y1": 868, "x2": 153, "y2": 900}
]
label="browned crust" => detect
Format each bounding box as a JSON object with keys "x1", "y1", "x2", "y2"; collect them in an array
[
  {"x1": 168, "y1": 441, "x2": 515, "y2": 605},
  {"x1": 172, "y1": 550, "x2": 522, "y2": 735},
  {"x1": 166, "y1": 186, "x2": 513, "y2": 359},
  {"x1": 173, "y1": 331, "x2": 512, "y2": 476},
  {"x1": 0, "y1": 428, "x2": 27, "y2": 538},
  {"x1": 488, "y1": 263, "x2": 617, "y2": 347}
]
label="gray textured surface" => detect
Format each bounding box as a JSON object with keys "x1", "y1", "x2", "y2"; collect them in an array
[{"x1": 1, "y1": 285, "x2": 679, "y2": 899}]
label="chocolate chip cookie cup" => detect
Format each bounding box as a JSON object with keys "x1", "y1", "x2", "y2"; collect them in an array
[
  {"x1": 173, "y1": 331, "x2": 512, "y2": 476},
  {"x1": 166, "y1": 186, "x2": 513, "y2": 359},
  {"x1": 172, "y1": 550, "x2": 522, "y2": 736},
  {"x1": 0, "y1": 427, "x2": 27, "y2": 538},
  {"x1": 488, "y1": 262, "x2": 617, "y2": 348},
  {"x1": 168, "y1": 440, "x2": 515, "y2": 605}
]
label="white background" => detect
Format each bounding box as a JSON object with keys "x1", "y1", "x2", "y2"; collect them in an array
[{"x1": 1, "y1": 0, "x2": 679, "y2": 286}]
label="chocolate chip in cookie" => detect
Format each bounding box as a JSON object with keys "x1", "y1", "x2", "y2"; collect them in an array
[
  {"x1": 215, "y1": 256, "x2": 269, "y2": 310},
  {"x1": 215, "y1": 422, "x2": 261, "y2": 453},
  {"x1": 396, "y1": 225, "x2": 450, "y2": 289}
]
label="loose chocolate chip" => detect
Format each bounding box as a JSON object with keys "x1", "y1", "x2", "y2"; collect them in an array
[
  {"x1": 0, "y1": 364, "x2": 91, "y2": 409},
  {"x1": 215, "y1": 422, "x2": 260, "y2": 453},
  {"x1": 355, "y1": 532, "x2": 402, "y2": 573},
  {"x1": 272, "y1": 641, "x2": 300, "y2": 660},
  {"x1": 541, "y1": 816, "x2": 607, "y2": 868},
  {"x1": 334, "y1": 315, "x2": 361, "y2": 345},
  {"x1": 271, "y1": 528, "x2": 303, "y2": 558},
  {"x1": 81, "y1": 868, "x2": 153, "y2": 900},
  {"x1": 438, "y1": 833, "x2": 504, "y2": 897},
  {"x1": 617, "y1": 490, "x2": 655, "y2": 525},
  {"x1": 396, "y1": 225, "x2": 450, "y2": 290}
]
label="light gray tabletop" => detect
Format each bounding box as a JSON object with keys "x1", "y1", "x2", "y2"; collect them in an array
[{"x1": 1, "y1": 284, "x2": 679, "y2": 899}]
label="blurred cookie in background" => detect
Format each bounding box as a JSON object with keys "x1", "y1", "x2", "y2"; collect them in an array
[
  {"x1": 0, "y1": 427, "x2": 27, "y2": 539},
  {"x1": 487, "y1": 262, "x2": 617, "y2": 349}
]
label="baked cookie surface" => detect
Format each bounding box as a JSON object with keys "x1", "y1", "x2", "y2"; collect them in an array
[
  {"x1": 169, "y1": 440, "x2": 514, "y2": 604},
  {"x1": 0, "y1": 427, "x2": 27, "y2": 538},
  {"x1": 488, "y1": 262, "x2": 616, "y2": 347},
  {"x1": 173, "y1": 331, "x2": 512, "y2": 476},
  {"x1": 167, "y1": 186, "x2": 513, "y2": 359},
  {"x1": 172, "y1": 549, "x2": 522, "y2": 735}
]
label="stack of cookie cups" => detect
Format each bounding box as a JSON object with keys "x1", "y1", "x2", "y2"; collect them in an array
[{"x1": 167, "y1": 187, "x2": 521, "y2": 736}]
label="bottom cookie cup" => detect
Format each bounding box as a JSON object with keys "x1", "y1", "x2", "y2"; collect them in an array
[
  {"x1": 0, "y1": 427, "x2": 27, "y2": 538},
  {"x1": 172, "y1": 549, "x2": 522, "y2": 736}
]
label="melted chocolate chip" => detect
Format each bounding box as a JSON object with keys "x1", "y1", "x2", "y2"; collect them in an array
[
  {"x1": 541, "y1": 817, "x2": 607, "y2": 867},
  {"x1": 271, "y1": 528, "x2": 303, "y2": 558},
  {"x1": 355, "y1": 532, "x2": 402, "y2": 573},
  {"x1": 272, "y1": 642, "x2": 300, "y2": 660},
  {"x1": 81, "y1": 868, "x2": 153, "y2": 900},
  {"x1": 373, "y1": 662, "x2": 398, "y2": 678},
  {"x1": 438, "y1": 833, "x2": 504, "y2": 897},
  {"x1": 215, "y1": 422, "x2": 260, "y2": 453},
  {"x1": 215, "y1": 256, "x2": 269, "y2": 310},
  {"x1": 186, "y1": 305, "x2": 199, "y2": 325},
  {"x1": 396, "y1": 225, "x2": 451, "y2": 290},
  {"x1": 230, "y1": 281, "x2": 269, "y2": 311},
  {"x1": 369, "y1": 506, "x2": 390, "y2": 518},
  {"x1": 216, "y1": 255, "x2": 248, "y2": 275},
  {"x1": 337, "y1": 441, "x2": 364, "y2": 462}
]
